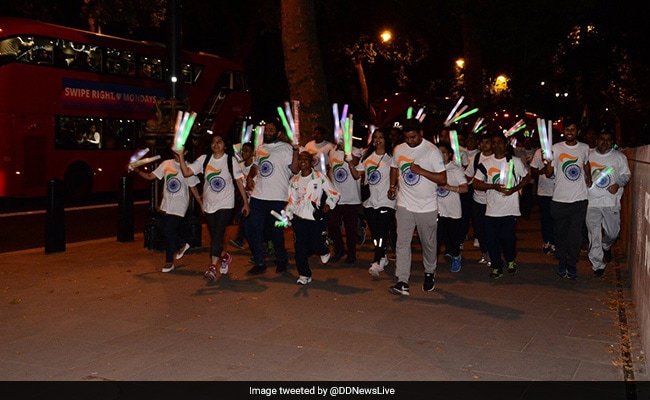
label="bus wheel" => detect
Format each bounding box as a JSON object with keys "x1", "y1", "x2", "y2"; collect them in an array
[{"x1": 64, "y1": 161, "x2": 93, "y2": 202}]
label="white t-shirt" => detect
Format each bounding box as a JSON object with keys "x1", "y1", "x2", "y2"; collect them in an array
[
  {"x1": 328, "y1": 147, "x2": 362, "y2": 205},
  {"x1": 588, "y1": 148, "x2": 630, "y2": 208},
  {"x1": 550, "y1": 141, "x2": 590, "y2": 203},
  {"x1": 188, "y1": 153, "x2": 243, "y2": 213},
  {"x1": 357, "y1": 151, "x2": 396, "y2": 210},
  {"x1": 304, "y1": 140, "x2": 335, "y2": 174},
  {"x1": 465, "y1": 152, "x2": 494, "y2": 205},
  {"x1": 530, "y1": 148, "x2": 555, "y2": 197},
  {"x1": 391, "y1": 139, "x2": 446, "y2": 213},
  {"x1": 250, "y1": 141, "x2": 295, "y2": 201},
  {"x1": 474, "y1": 155, "x2": 528, "y2": 217},
  {"x1": 153, "y1": 159, "x2": 200, "y2": 217},
  {"x1": 437, "y1": 161, "x2": 466, "y2": 219}
]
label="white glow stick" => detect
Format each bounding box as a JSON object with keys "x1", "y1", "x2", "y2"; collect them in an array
[
  {"x1": 445, "y1": 96, "x2": 464, "y2": 125},
  {"x1": 292, "y1": 100, "x2": 300, "y2": 145},
  {"x1": 415, "y1": 107, "x2": 425, "y2": 120},
  {"x1": 128, "y1": 155, "x2": 161, "y2": 171},
  {"x1": 504, "y1": 119, "x2": 526, "y2": 137},
  {"x1": 472, "y1": 118, "x2": 485, "y2": 133},
  {"x1": 254, "y1": 125, "x2": 264, "y2": 152},
  {"x1": 319, "y1": 153, "x2": 326, "y2": 173},
  {"x1": 129, "y1": 148, "x2": 149, "y2": 164},
  {"x1": 270, "y1": 209, "x2": 291, "y2": 227},
  {"x1": 499, "y1": 159, "x2": 508, "y2": 185},
  {"x1": 332, "y1": 103, "x2": 341, "y2": 144}
]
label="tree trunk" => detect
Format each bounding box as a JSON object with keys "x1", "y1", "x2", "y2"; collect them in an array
[
  {"x1": 353, "y1": 59, "x2": 376, "y2": 122},
  {"x1": 281, "y1": 0, "x2": 331, "y2": 144}
]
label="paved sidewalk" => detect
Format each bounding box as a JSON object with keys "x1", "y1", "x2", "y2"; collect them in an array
[{"x1": 0, "y1": 211, "x2": 648, "y2": 395}]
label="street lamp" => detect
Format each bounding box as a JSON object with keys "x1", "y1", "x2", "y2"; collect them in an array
[{"x1": 380, "y1": 30, "x2": 392, "y2": 43}]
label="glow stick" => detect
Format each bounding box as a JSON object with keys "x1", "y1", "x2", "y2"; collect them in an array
[
  {"x1": 180, "y1": 111, "x2": 196, "y2": 143},
  {"x1": 449, "y1": 130, "x2": 462, "y2": 166},
  {"x1": 504, "y1": 119, "x2": 526, "y2": 137},
  {"x1": 506, "y1": 160, "x2": 515, "y2": 189},
  {"x1": 292, "y1": 100, "x2": 300, "y2": 145},
  {"x1": 319, "y1": 153, "x2": 326, "y2": 173},
  {"x1": 406, "y1": 107, "x2": 413, "y2": 119},
  {"x1": 343, "y1": 116, "x2": 352, "y2": 156},
  {"x1": 415, "y1": 107, "x2": 425, "y2": 121},
  {"x1": 270, "y1": 209, "x2": 291, "y2": 228},
  {"x1": 284, "y1": 101, "x2": 296, "y2": 144},
  {"x1": 173, "y1": 110, "x2": 183, "y2": 136},
  {"x1": 472, "y1": 118, "x2": 485, "y2": 133},
  {"x1": 129, "y1": 148, "x2": 149, "y2": 164},
  {"x1": 453, "y1": 105, "x2": 468, "y2": 121},
  {"x1": 254, "y1": 125, "x2": 264, "y2": 152},
  {"x1": 233, "y1": 145, "x2": 243, "y2": 162},
  {"x1": 445, "y1": 96, "x2": 464, "y2": 126},
  {"x1": 173, "y1": 111, "x2": 196, "y2": 150},
  {"x1": 547, "y1": 120, "x2": 553, "y2": 148},
  {"x1": 128, "y1": 155, "x2": 161, "y2": 171},
  {"x1": 340, "y1": 104, "x2": 349, "y2": 125},
  {"x1": 451, "y1": 107, "x2": 479, "y2": 124},
  {"x1": 590, "y1": 166, "x2": 614, "y2": 189},
  {"x1": 276, "y1": 106, "x2": 293, "y2": 142},
  {"x1": 332, "y1": 103, "x2": 341, "y2": 143},
  {"x1": 499, "y1": 159, "x2": 508, "y2": 185},
  {"x1": 242, "y1": 124, "x2": 252, "y2": 146}
]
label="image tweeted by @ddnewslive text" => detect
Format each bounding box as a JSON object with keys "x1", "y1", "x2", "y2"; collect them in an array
[{"x1": 249, "y1": 385, "x2": 396, "y2": 397}]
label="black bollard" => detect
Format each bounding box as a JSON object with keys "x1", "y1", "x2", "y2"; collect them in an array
[
  {"x1": 117, "y1": 175, "x2": 134, "y2": 242},
  {"x1": 45, "y1": 179, "x2": 65, "y2": 253}
]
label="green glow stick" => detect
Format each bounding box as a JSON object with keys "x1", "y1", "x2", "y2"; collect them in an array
[
  {"x1": 406, "y1": 107, "x2": 413, "y2": 119},
  {"x1": 449, "y1": 130, "x2": 462, "y2": 166},
  {"x1": 451, "y1": 107, "x2": 479, "y2": 123},
  {"x1": 276, "y1": 106, "x2": 293, "y2": 142},
  {"x1": 343, "y1": 117, "x2": 351, "y2": 156}
]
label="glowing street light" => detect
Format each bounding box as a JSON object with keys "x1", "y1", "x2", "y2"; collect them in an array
[
  {"x1": 455, "y1": 58, "x2": 465, "y2": 69},
  {"x1": 380, "y1": 30, "x2": 392, "y2": 43}
]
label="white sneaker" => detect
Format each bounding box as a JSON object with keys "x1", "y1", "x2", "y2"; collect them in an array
[
  {"x1": 474, "y1": 238, "x2": 480, "y2": 248},
  {"x1": 320, "y1": 252, "x2": 331, "y2": 264},
  {"x1": 162, "y1": 263, "x2": 175, "y2": 273},
  {"x1": 297, "y1": 275, "x2": 312, "y2": 285},
  {"x1": 379, "y1": 257, "x2": 389, "y2": 268},
  {"x1": 175, "y1": 243, "x2": 190, "y2": 260},
  {"x1": 368, "y1": 262, "x2": 384, "y2": 277}
]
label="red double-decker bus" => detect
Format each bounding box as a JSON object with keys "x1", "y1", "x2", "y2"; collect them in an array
[{"x1": 0, "y1": 17, "x2": 251, "y2": 199}]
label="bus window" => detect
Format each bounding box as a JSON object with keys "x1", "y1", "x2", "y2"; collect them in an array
[
  {"x1": 104, "y1": 119, "x2": 139, "y2": 150},
  {"x1": 0, "y1": 36, "x2": 35, "y2": 64},
  {"x1": 217, "y1": 71, "x2": 233, "y2": 90},
  {"x1": 181, "y1": 63, "x2": 193, "y2": 84},
  {"x1": 106, "y1": 48, "x2": 135, "y2": 76},
  {"x1": 138, "y1": 55, "x2": 162, "y2": 80}
]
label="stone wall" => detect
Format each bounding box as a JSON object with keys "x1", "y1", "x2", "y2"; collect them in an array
[{"x1": 620, "y1": 145, "x2": 650, "y2": 361}]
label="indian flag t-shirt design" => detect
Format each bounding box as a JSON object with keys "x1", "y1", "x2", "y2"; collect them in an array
[
  {"x1": 205, "y1": 164, "x2": 226, "y2": 192},
  {"x1": 590, "y1": 161, "x2": 613, "y2": 189},
  {"x1": 257, "y1": 149, "x2": 274, "y2": 178},
  {"x1": 366, "y1": 158, "x2": 382, "y2": 185},
  {"x1": 559, "y1": 152, "x2": 582, "y2": 181},
  {"x1": 164, "y1": 165, "x2": 182, "y2": 193},
  {"x1": 331, "y1": 156, "x2": 349, "y2": 183},
  {"x1": 398, "y1": 155, "x2": 420, "y2": 187}
]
